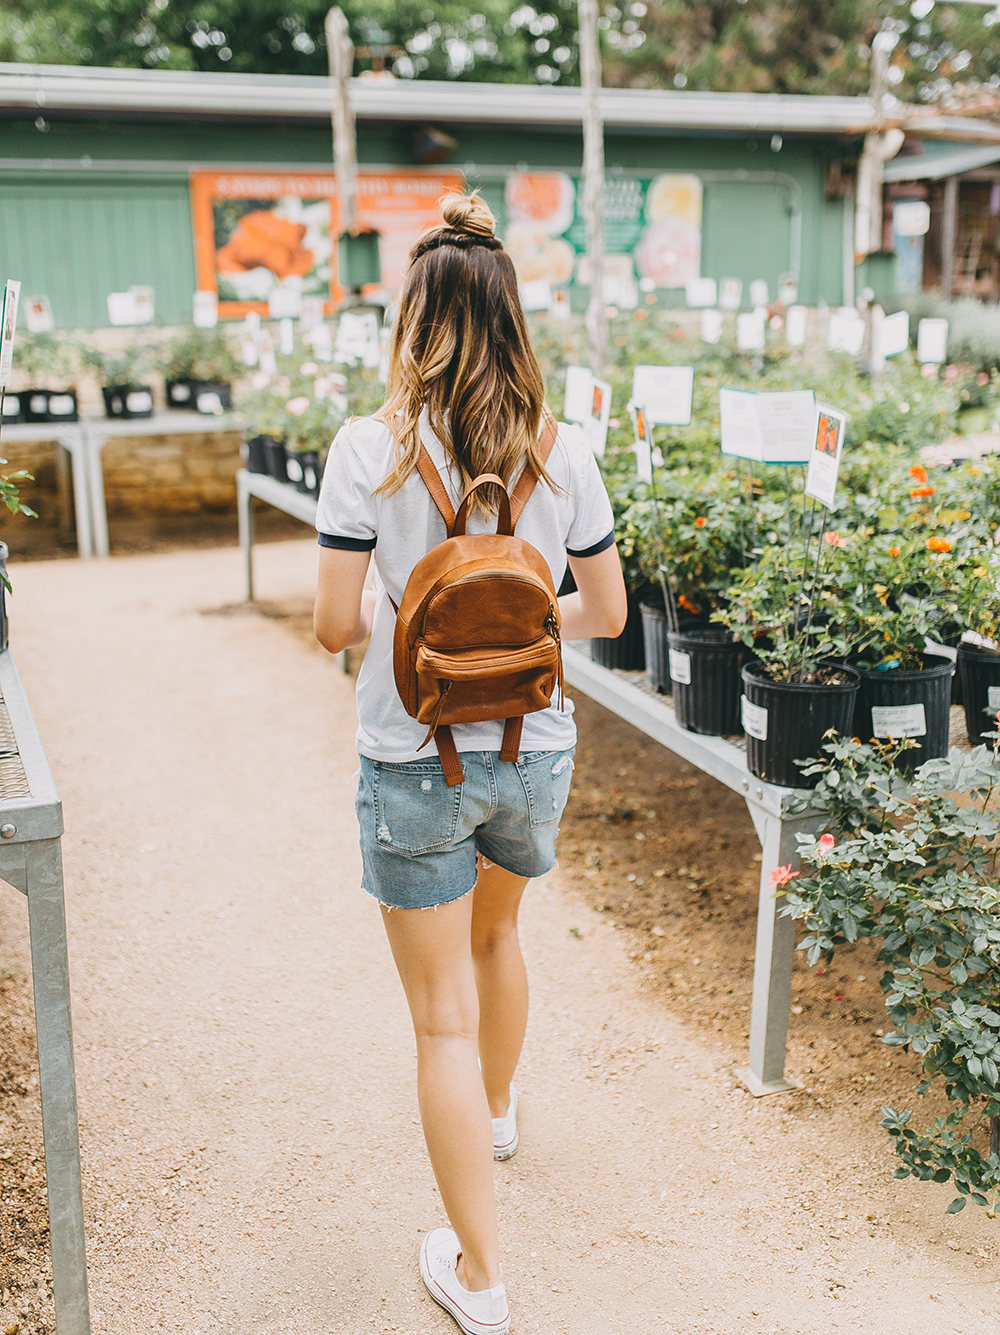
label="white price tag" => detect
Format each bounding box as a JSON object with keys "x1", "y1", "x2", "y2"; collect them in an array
[
  {"x1": 583, "y1": 378, "x2": 612, "y2": 458},
  {"x1": 786, "y1": 305, "x2": 807, "y2": 348},
  {"x1": 563, "y1": 365, "x2": 593, "y2": 424},
  {"x1": 917, "y1": 317, "x2": 948, "y2": 365},
  {"x1": 871, "y1": 703, "x2": 927, "y2": 739},
  {"x1": 0, "y1": 279, "x2": 20, "y2": 389},
  {"x1": 669, "y1": 649, "x2": 692, "y2": 685},
  {"x1": 988, "y1": 686, "x2": 1000, "y2": 711},
  {"x1": 741, "y1": 696, "x2": 768, "y2": 740},
  {"x1": 631, "y1": 365, "x2": 694, "y2": 426},
  {"x1": 629, "y1": 403, "x2": 653, "y2": 484},
  {"x1": 804, "y1": 403, "x2": 848, "y2": 510}
]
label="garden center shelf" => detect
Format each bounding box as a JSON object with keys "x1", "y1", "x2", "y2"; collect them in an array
[
  {"x1": 562, "y1": 644, "x2": 824, "y2": 1097},
  {"x1": 0, "y1": 648, "x2": 89, "y2": 1333}
]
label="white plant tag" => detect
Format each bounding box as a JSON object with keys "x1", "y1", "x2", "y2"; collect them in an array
[
  {"x1": 669, "y1": 649, "x2": 692, "y2": 685},
  {"x1": 871, "y1": 703, "x2": 927, "y2": 739},
  {"x1": 0, "y1": 279, "x2": 21, "y2": 389},
  {"x1": 988, "y1": 686, "x2": 1000, "y2": 711},
  {"x1": 741, "y1": 696, "x2": 768, "y2": 740}
]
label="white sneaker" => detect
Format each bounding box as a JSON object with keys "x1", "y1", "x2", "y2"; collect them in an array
[
  {"x1": 492, "y1": 1086, "x2": 518, "y2": 1162},
  {"x1": 419, "y1": 1227, "x2": 510, "y2": 1335}
]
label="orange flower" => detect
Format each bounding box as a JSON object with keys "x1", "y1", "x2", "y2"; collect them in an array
[
  {"x1": 770, "y1": 864, "x2": 800, "y2": 888},
  {"x1": 909, "y1": 465, "x2": 928, "y2": 485},
  {"x1": 910, "y1": 486, "x2": 935, "y2": 498},
  {"x1": 823, "y1": 531, "x2": 847, "y2": 548},
  {"x1": 695, "y1": 516, "x2": 706, "y2": 528},
  {"x1": 888, "y1": 545, "x2": 901, "y2": 557},
  {"x1": 678, "y1": 594, "x2": 699, "y2": 614},
  {"x1": 927, "y1": 536, "x2": 952, "y2": 553}
]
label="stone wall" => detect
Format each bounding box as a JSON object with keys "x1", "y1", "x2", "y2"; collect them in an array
[{"x1": 99, "y1": 431, "x2": 242, "y2": 516}]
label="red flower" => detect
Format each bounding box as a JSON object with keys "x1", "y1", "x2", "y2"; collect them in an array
[
  {"x1": 823, "y1": 531, "x2": 847, "y2": 548},
  {"x1": 910, "y1": 486, "x2": 935, "y2": 498},
  {"x1": 678, "y1": 594, "x2": 699, "y2": 614},
  {"x1": 909, "y1": 465, "x2": 928, "y2": 485},
  {"x1": 927, "y1": 536, "x2": 952, "y2": 553},
  {"x1": 694, "y1": 516, "x2": 706, "y2": 528},
  {"x1": 888, "y1": 546, "x2": 901, "y2": 557},
  {"x1": 770, "y1": 864, "x2": 800, "y2": 888},
  {"x1": 818, "y1": 833, "x2": 836, "y2": 852}
]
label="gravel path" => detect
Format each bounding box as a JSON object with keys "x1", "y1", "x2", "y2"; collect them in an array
[{"x1": 2, "y1": 538, "x2": 998, "y2": 1335}]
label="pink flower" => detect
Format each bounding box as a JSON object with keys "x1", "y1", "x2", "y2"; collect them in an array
[
  {"x1": 818, "y1": 833, "x2": 835, "y2": 853},
  {"x1": 823, "y1": 531, "x2": 847, "y2": 549},
  {"x1": 770, "y1": 864, "x2": 800, "y2": 888},
  {"x1": 285, "y1": 396, "x2": 310, "y2": 416}
]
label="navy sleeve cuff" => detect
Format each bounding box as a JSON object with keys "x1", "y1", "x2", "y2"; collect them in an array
[
  {"x1": 318, "y1": 532, "x2": 377, "y2": 551},
  {"x1": 566, "y1": 530, "x2": 615, "y2": 559}
]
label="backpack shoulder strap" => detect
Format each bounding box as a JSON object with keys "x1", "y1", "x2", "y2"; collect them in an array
[
  {"x1": 416, "y1": 444, "x2": 457, "y2": 536},
  {"x1": 509, "y1": 413, "x2": 558, "y2": 530}
]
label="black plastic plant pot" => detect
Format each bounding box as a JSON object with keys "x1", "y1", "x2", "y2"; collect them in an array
[
  {"x1": 851, "y1": 654, "x2": 953, "y2": 770},
  {"x1": 102, "y1": 385, "x2": 154, "y2": 419},
  {"x1": 1, "y1": 394, "x2": 24, "y2": 425},
  {"x1": 957, "y1": 642, "x2": 1000, "y2": 746},
  {"x1": 263, "y1": 436, "x2": 289, "y2": 484},
  {"x1": 591, "y1": 589, "x2": 647, "y2": 672},
  {"x1": 243, "y1": 435, "x2": 271, "y2": 475},
  {"x1": 166, "y1": 378, "x2": 195, "y2": 408},
  {"x1": 667, "y1": 627, "x2": 747, "y2": 736},
  {"x1": 193, "y1": 381, "x2": 232, "y2": 415},
  {"x1": 24, "y1": 389, "x2": 52, "y2": 423},
  {"x1": 741, "y1": 659, "x2": 860, "y2": 790},
  {"x1": 295, "y1": 450, "x2": 322, "y2": 496},
  {"x1": 45, "y1": 390, "x2": 78, "y2": 423}
]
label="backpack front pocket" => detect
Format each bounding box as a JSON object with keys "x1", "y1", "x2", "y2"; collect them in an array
[{"x1": 414, "y1": 638, "x2": 560, "y2": 725}]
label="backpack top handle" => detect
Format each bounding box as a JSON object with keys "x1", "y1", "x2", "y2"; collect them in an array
[{"x1": 452, "y1": 474, "x2": 511, "y2": 537}]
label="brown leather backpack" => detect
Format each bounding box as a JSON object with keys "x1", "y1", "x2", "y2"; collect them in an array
[{"x1": 392, "y1": 418, "x2": 562, "y2": 787}]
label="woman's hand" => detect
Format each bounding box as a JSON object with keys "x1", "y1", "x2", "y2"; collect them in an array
[
  {"x1": 314, "y1": 548, "x2": 375, "y2": 653},
  {"x1": 558, "y1": 545, "x2": 627, "y2": 641}
]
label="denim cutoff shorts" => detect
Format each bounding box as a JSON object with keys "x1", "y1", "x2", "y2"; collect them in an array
[{"x1": 356, "y1": 748, "x2": 576, "y2": 910}]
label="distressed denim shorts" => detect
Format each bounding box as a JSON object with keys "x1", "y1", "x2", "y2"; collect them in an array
[{"x1": 355, "y1": 748, "x2": 576, "y2": 910}]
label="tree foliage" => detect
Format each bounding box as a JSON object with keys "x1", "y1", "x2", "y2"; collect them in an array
[{"x1": 6, "y1": 2, "x2": 1000, "y2": 101}]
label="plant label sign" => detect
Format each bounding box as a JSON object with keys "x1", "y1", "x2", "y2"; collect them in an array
[
  {"x1": 786, "y1": 304, "x2": 807, "y2": 347},
  {"x1": 0, "y1": 279, "x2": 20, "y2": 390},
  {"x1": 685, "y1": 277, "x2": 717, "y2": 308},
  {"x1": 193, "y1": 290, "x2": 219, "y2": 329},
  {"x1": 987, "y1": 685, "x2": 1000, "y2": 711},
  {"x1": 741, "y1": 696, "x2": 768, "y2": 740},
  {"x1": 631, "y1": 365, "x2": 694, "y2": 426},
  {"x1": 700, "y1": 308, "x2": 723, "y2": 345},
  {"x1": 584, "y1": 377, "x2": 612, "y2": 457},
  {"x1": 804, "y1": 404, "x2": 848, "y2": 510},
  {"x1": 563, "y1": 365, "x2": 593, "y2": 424},
  {"x1": 871, "y1": 703, "x2": 927, "y2": 739},
  {"x1": 629, "y1": 403, "x2": 654, "y2": 483},
  {"x1": 24, "y1": 294, "x2": 54, "y2": 334},
  {"x1": 719, "y1": 388, "x2": 816, "y2": 465},
  {"x1": 917, "y1": 317, "x2": 948, "y2": 365},
  {"x1": 719, "y1": 277, "x2": 742, "y2": 311},
  {"x1": 669, "y1": 649, "x2": 692, "y2": 685},
  {"x1": 878, "y1": 309, "x2": 909, "y2": 359},
  {"x1": 736, "y1": 311, "x2": 766, "y2": 351}
]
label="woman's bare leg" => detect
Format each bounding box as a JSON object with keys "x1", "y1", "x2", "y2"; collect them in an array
[
  {"x1": 380, "y1": 895, "x2": 499, "y2": 1294},
  {"x1": 471, "y1": 858, "x2": 531, "y2": 1118}
]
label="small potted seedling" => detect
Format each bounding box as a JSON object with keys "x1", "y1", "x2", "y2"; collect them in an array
[
  {"x1": 9, "y1": 333, "x2": 78, "y2": 424},
  {"x1": 83, "y1": 340, "x2": 156, "y2": 419},
  {"x1": 164, "y1": 327, "x2": 241, "y2": 414}
]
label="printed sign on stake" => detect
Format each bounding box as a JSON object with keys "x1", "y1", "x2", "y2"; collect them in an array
[
  {"x1": 804, "y1": 403, "x2": 847, "y2": 509},
  {"x1": 719, "y1": 387, "x2": 816, "y2": 465},
  {"x1": 629, "y1": 402, "x2": 654, "y2": 484},
  {"x1": 786, "y1": 305, "x2": 807, "y2": 347},
  {"x1": 736, "y1": 310, "x2": 766, "y2": 351},
  {"x1": 193, "y1": 290, "x2": 219, "y2": 329},
  {"x1": 563, "y1": 365, "x2": 593, "y2": 424},
  {"x1": 684, "y1": 276, "x2": 717, "y2": 308},
  {"x1": 631, "y1": 365, "x2": 694, "y2": 426},
  {"x1": 718, "y1": 277, "x2": 742, "y2": 311},
  {"x1": 917, "y1": 317, "x2": 948, "y2": 364},
  {"x1": 700, "y1": 308, "x2": 723, "y2": 345},
  {"x1": 584, "y1": 378, "x2": 612, "y2": 457},
  {"x1": 0, "y1": 280, "x2": 21, "y2": 390},
  {"x1": 879, "y1": 309, "x2": 909, "y2": 359},
  {"x1": 749, "y1": 279, "x2": 769, "y2": 308},
  {"x1": 24, "y1": 294, "x2": 54, "y2": 333}
]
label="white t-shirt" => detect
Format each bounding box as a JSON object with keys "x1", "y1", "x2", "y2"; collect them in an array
[{"x1": 315, "y1": 412, "x2": 615, "y2": 763}]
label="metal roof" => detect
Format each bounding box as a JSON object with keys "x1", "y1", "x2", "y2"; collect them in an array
[
  {"x1": 0, "y1": 61, "x2": 878, "y2": 133},
  {"x1": 883, "y1": 140, "x2": 1000, "y2": 180}
]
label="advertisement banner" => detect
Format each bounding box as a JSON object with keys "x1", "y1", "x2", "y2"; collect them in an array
[{"x1": 190, "y1": 170, "x2": 464, "y2": 318}]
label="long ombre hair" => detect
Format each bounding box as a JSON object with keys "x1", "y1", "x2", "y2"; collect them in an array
[{"x1": 377, "y1": 192, "x2": 554, "y2": 517}]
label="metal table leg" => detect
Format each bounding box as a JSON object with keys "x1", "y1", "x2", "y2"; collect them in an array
[
  {"x1": 65, "y1": 432, "x2": 94, "y2": 561},
  {"x1": 237, "y1": 471, "x2": 254, "y2": 601},
  {"x1": 3, "y1": 836, "x2": 91, "y2": 1333},
  {"x1": 736, "y1": 804, "x2": 823, "y2": 1095},
  {"x1": 83, "y1": 426, "x2": 110, "y2": 560}
]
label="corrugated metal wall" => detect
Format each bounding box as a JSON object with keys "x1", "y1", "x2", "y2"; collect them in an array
[{"x1": 0, "y1": 174, "x2": 195, "y2": 328}]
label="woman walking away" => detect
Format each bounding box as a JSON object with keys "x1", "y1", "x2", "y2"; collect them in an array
[{"x1": 313, "y1": 192, "x2": 626, "y2": 1335}]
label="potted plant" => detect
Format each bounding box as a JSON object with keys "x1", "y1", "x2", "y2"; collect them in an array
[
  {"x1": 163, "y1": 327, "x2": 241, "y2": 414},
  {"x1": 715, "y1": 541, "x2": 859, "y2": 788},
  {"x1": 826, "y1": 528, "x2": 958, "y2": 769},
  {"x1": 784, "y1": 732, "x2": 1000, "y2": 1218},
  {"x1": 8, "y1": 333, "x2": 78, "y2": 424},
  {"x1": 82, "y1": 340, "x2": 156, "y2": 419},
  {"x1": 590, "y1": 470, "x2": 649, "y2": 672},
  {"x1": 281, "y1": 367, "x2": 349, "y2": 496},
  {"x1": 954, "y1": 544, "x2": 1000, "y2": 745}
]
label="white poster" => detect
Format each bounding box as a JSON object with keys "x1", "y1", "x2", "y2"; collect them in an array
[
  {"x1": 917, "y1": 317, "x2": 948, "y2": 364},
  {"x1": 24, "y1": 294, "x2": 54, "y2": 333},
  {"x1": 631, "y1": 364, "x2": 694, "y2": 426},
  {"x1": 0, "y1": 279, "x2": 20, "y2": 389},
  {"x1": 685, "y1": 277, "x2": 717, "y2": 308},
  {"x1": 584, "y1": 378, "x2": 612, "y2": 458},
  {"x1": 804, "y1": 404, "x2": 847, "y2": 510},
  {"x1": 629, "y1": 402, "x2": 654, "y2": 484},
  {"x1": 720, "y1": 388, "x2": 816, "y2": 465},
  {"x1": 519, "y1": 279, "x2": 552, "y2": 312},
  {"x1": 563, "y1": 365, "x2": 593, "y2": 424}
]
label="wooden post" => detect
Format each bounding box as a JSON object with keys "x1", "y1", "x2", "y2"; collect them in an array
[
  {"x1": 942, "y1": 174, "x2": 959, "y2": 301},
  {"x1": 325, "y1": 7, "x2": 357, "y2": 234},
  {"x1": 578, "y1": 0, "x2": 608, "y2": 378},
  {"x1": 855, "y1": 40, "x2": 888, "y2": 262}
]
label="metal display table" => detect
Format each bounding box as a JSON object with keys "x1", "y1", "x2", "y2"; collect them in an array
[
  {"x1": 563, "y1": 645, "x2": 822, "y2": 1096},
  {"x1": 1, "y1": 423, "x2": 93, "y2": 560},
  {"x1": 236, "y1": 468, "x2": 318, "y2": 603},
  {"x1": 84, "y1": 412, "x2": 238, "y2": 559},
  {"x1": 0, "y1": 649, "x2": 89, "y2": 1332}
]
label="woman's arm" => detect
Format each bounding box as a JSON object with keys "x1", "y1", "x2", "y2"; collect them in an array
[
  {"x1": 558, "y1": 545, "x2": 628, "y2": 641},
  {"x1": 314, "y1": 548, "x2": 376, "y2": 654}
]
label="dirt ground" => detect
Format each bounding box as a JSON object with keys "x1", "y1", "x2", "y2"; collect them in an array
[{"x1": 1, "y1": 539, "x2": 999, "y2": 1335}]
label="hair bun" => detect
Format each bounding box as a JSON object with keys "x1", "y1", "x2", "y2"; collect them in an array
[{"x1": 441, "y1": 192, "x2": 496, "y2": 238}]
